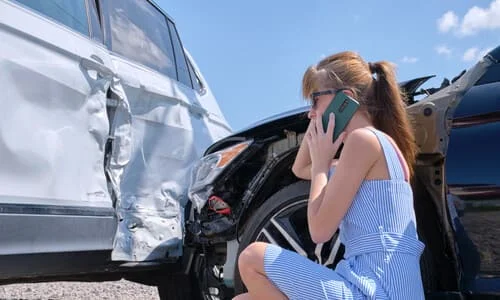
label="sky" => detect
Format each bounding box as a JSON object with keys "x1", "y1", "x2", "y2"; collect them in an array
[{"x1": 158, "y1": 0, "x2": 500, "y2": 132}]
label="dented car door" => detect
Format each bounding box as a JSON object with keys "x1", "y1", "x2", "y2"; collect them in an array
[
  {"x1": 99, "y1": 0, "x2": 231, "y2": 261},
  {"x1": 0, "y1": 0, "x2": 117, "y2": 255}
]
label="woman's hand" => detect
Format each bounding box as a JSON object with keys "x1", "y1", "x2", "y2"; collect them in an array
[
  {"x1": 306, "y1": 113, "x2": 346, "y2": 172},
  {"x1": 291, "y1": 114, "x2": 316, "y2": 180}
]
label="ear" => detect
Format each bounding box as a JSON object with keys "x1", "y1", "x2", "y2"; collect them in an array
[{"x1": 342, "y1": 89, "x2": 355, "y2": 98}]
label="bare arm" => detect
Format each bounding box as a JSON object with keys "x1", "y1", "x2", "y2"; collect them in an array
[
  {"x1": 292, "y1": 131, "x2": 312, "y2": 180},
  {"x1": 307, "y1": 129, "x2": 380, "y2": 243}
]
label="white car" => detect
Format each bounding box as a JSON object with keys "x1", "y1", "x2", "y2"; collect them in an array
[{"x1": 0, "y1": 0, "x2": 231, "y2": 298}]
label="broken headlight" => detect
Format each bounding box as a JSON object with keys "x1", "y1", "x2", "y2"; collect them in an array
[{"x1": 188, "y1": 140, "x2": 252, "y2": 212}]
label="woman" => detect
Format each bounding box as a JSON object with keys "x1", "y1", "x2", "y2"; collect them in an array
[{"x1": 234, "y1": 51, "x2": 425, "y2": 299}]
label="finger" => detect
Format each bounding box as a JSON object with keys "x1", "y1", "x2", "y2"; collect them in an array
[
  {"x1": 327, "y1": 113, "x2": 335, "y2": 137},
  {"x1": 310, "y1": 119, "x2": 318, "y2": 137},
  {"x1": 339, "y1": 131, "x2": 347, "y2": 140},
  {"x1": 315, "y1": 114, "x2": 324, "y2": 134},
  {"x1": 306, "y1": 129, "x2": 313, "y2": 142},
  {"x1": 333, "y1": 132, "x2": 347, "y2": 148},
  {"x1": 306, "y1": 119, "x2": 314, "y2": 132},
  {"x1": 306, "y1": 132, "x2": 314, "y2": 148}
]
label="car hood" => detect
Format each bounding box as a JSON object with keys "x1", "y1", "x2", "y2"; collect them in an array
[{"x1": 205, "y1": 75, "x2": 437, "y2": 154}]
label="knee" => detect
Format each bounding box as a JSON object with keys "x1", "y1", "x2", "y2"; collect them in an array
[{"x1": 238, "y1": 241, "x2": 268, "y2": 274}]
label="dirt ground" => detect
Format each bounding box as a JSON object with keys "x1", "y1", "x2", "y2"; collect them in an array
[
  {"x1": 1, "y1": 211, "x2": 498, "y2": 299},
  {"x1": 0, "y1": 279, "x2": 159, "y2": 300}
]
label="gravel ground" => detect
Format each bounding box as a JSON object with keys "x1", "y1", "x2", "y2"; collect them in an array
[
  {"x1": 0, "y1": 279, "x2": 159, "y2": 300},
  {"x1": 2, "y1": 212, "x2": 497, "y2": 300},
  {"x1": 461, "y1": 211, "x2": 500, "y2": 273}
]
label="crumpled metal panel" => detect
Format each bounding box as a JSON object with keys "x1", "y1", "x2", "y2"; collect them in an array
[
  {"x1": 0, "y1": 57, "x2": 112, "y2": 207},
  {"x1": 0, "y1": 0, "x2": 232, "y2": 262},
  {"x1": 109, "y1": 78, "x2": 203, "y2": 261}
]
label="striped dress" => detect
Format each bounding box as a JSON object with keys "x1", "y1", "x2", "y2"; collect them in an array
[{"x1": 264, "y1": 127, "x2": 425, "y2": 299}]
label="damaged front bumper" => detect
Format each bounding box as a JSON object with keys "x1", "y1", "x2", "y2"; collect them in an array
[
  {"x1": 186, "y1": 140, "x2": 255, "y2": 242},
  {"x1": 188, "y1": 140, "x2": 253, "y2": 213}
]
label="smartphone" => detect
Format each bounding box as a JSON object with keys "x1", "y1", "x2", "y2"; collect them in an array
[{"x1": 322, "y1": 91, "x2": 360, "y2": 142}]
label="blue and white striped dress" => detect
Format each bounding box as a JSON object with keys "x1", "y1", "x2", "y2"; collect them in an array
[{"x1": 264, "y1": 128, "x2": 425, "y2": 299}]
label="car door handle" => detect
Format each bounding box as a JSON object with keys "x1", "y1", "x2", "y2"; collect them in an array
[{"x1": 80, "y1": 57, "x2": 114, "y2": 77}]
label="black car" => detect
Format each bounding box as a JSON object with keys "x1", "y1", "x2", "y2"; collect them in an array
[{"x1": 185, "y1": 46, "x2": 500, "y2": 299}]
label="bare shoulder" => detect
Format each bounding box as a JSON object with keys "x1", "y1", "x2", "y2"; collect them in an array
[
  {"x1": 330, "y1": 128, "x2": 383, "y2": 185},
  {"x1": 341, "y1": 128, "x2": 382, "y2": 161}
]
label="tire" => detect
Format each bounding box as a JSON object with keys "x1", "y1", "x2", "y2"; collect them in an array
[{"x1": 233, "y1": 180, "x2": 343, "y2": 294}]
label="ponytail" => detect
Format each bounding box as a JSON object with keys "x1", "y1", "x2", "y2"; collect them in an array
[{"x1": 368, "y1": 61, "x2": 417, "y2": 178}]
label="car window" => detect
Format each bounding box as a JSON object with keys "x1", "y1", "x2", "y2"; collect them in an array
[
  {"x1": 187, "y1": 59, "x2": 204, "y2": 93},
  {"x1": 167, "y1": 20, "x2": 192, "y2": 88},
  {"x1": 88, "y1": 0, "x2": 103, "y2": 43},
  {"x1": 13, "y1": 0, "x2": 89, "y2": 36},
  {"x1": 106, "y1": 0, "x2": 176, "y2": 79}
]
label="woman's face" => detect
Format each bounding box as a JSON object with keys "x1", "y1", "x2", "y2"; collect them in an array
[
  {"x1": 307, "y1": 89, "x2": 363, "y2": 133},
  {"x1": 307, "y1": 89, "x2": 355, "y2": 120},
  {"x1": 307, "y1": 92, "x2": 335, "y2": 120}
]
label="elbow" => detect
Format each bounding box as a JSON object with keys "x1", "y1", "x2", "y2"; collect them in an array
[
  {"x1": 310, "y1": 231, "x2": 330, "y2": 245},
  {"x1": 309, "y1": 224, "x2": 333, "y2": 244},
  {"x1": 291, "y1": 163, "x2": 300, "y2": 177},
  {"x1": 291, "y1": 165, "x2": 302, "y2": 179},
  {"x1": 291, "y1": 164, "x2": 309, "y2": 180}
]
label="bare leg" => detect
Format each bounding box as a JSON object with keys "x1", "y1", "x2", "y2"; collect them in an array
[
  {"x1": 236, "y1": 242, "x2": 287, "y2": 300},
  {"x1": 232, "y1": 292, "x2": 252, "y2": 300}
]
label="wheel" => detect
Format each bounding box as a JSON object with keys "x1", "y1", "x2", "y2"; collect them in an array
[{"x1": 233, "y1": 180, "x2": 344, "y2": 294}]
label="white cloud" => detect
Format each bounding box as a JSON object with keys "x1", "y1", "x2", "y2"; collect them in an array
[
  {"x1": 463, "y1": 47, "x2": 494, "y2": 61},
  {"x1": 435, "y1": 45, "x2": 452, "y2": 56},
  {"x1": 463, "y1": 48, "x2": 478, "y2": 61},
  {"x1": 401, "y1": 56, "x2": 418, "y2": 63},
  {"x1": 437, "y1": 11, "x2": 459, "y2": 33},
  {"x1": 438, "y1": 0, "x2": 500, "y2": 36},
  {"x1": 460, "y1": 0, "x2": 500, "y2": 35}
]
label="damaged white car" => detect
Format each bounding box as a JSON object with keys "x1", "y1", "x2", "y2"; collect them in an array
[
  {"x1": 0, "y1": 0, "x2": 231, "y2": 299},
  {"x1": 4, "y1": 1, "x2": 500, "y2": 300}
]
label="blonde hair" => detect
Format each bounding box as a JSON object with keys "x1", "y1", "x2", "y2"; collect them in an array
[{"x1": 302, "y1": 51, "x2": 418, "y2": 178}]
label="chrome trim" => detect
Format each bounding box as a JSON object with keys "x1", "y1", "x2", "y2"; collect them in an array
[
  {"x1": 270, "y1": 217, "x2": 308, "y2": 257},
  {"x1": 148, "y1": 0, "x2": 175, "y2": 23},
  {"x1": 261, "y1": 228, "x2": 278, "y2": 245}
]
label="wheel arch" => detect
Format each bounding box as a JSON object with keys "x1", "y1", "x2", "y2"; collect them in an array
[{"x1": 237, "y1": 146, "x2": 302, "y2": 234}]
